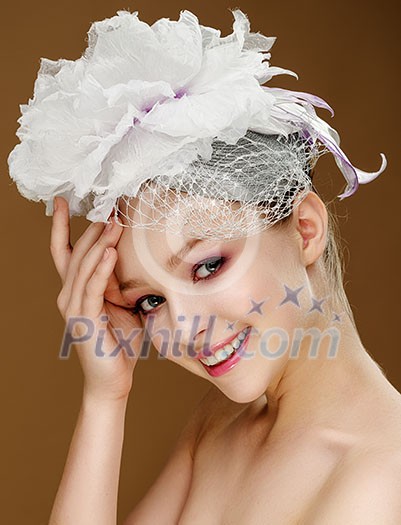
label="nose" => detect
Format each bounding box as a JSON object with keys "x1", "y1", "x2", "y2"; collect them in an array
[{"x1": 166, "y1": 295, "x2": 216, "y2": 359}]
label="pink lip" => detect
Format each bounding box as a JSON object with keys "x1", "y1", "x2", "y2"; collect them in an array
[
  {"x1": 199, "y1": 329, "x2": 251, "y2": 378},
  {"x1": 197, "y1": 327, "x2": 249, "y2": 361}
]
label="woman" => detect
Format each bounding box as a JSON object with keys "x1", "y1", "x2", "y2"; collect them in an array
[{"x1": 8, "y1": 9, "x2": 401, "y2": 525}]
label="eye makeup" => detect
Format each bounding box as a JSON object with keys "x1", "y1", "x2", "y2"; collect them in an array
[
  {"x1": 191, "y1": 256, "x2": 227, "y2": 282},
  {"x1": 130, "y1": 254, "x2": 229, "y2": 316}
]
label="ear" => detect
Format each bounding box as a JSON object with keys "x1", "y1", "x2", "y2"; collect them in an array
[{"x1": 292, "y1": 191, "x2": 328, "y2": 267}]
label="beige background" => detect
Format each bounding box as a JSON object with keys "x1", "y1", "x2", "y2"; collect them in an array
[{"x1": 1, "y1": 0, "x2": 400, "y2": 523}]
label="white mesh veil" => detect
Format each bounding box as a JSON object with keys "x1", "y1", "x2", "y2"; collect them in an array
[{"x1": 114, "y1": 130, "x2": 326, "y2": 240}]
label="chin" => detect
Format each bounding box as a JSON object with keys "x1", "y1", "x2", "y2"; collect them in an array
[{"x1": 215, "y1": 376, "x2": 268, "y2": 405}]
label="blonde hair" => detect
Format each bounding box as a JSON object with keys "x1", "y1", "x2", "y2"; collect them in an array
[
  {"x1": 322, "y1": 197, "x2": 356, "y2": 327},
  {"x1": 272, "y1": 178, "x2": 356, "y2": 327}
]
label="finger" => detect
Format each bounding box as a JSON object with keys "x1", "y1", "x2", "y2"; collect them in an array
[
  {"x1": 104, "y1": 270, "x2": 130, "y2": 307},
  {"x1": 66, "y1": 218, "x2": 123, "y2": 312},
  {"x1": 61, "y1": 221, "x2": 105, "y2": 296},
  {"x1": 61, "y1": 207, "x2": 120, "y2": 299},
  {"x1": 81, "y1": 247, "x2": 118, "y2": 317},
  {"x1": 50, "y1": 196, "x2": 73, "y2": 282},
  {"x1": 84, "y1": 253, "x2": 142, "y2": 346}
]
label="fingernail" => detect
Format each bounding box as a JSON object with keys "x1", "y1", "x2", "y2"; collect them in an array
[
  {"x1": 105, "y1": 220, "x2": 113, "y2": 231},
  {"x1": 54, "y1": 197, "x2": 58, "y2": 212},
  {"x1": 103, "y1": 248, "x2": 110, "y2": 260}
]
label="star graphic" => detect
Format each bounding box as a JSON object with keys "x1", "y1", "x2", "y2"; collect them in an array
[
  {"x1": 225, "y1": 321, "x2": 236, "y2": 332},
  {"x1": 279, "y1": 284, "x2": 304, "y2": 308},
  {"x1": 308, "y1": 297, "x2": 325, "y2": 314},
  {"x1": 246, "y1": 297, "x2": 268, "y2": 316},
  {"x1": 332, "y1": 312, "x2": 341, "y2": 322}
]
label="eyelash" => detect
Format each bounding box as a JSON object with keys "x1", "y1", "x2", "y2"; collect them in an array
[
  {"x1": 191, "y1": 256, "x2": 225, "y2": 282},
  {"x1": 132, "y1": 256, "x2": 226, "y2": 316}
]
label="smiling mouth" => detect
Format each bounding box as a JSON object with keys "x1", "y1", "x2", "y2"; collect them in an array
[{"x1": 199, "y1": 327, "x2": 251, "y2": 367}]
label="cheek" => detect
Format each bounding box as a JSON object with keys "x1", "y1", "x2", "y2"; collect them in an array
[
  {"x1": 225, "y1": 268, "x2": 305, "y2": 334},
  {"x1": 226, "y1": 269, "x2": 284, "y2": 314}
]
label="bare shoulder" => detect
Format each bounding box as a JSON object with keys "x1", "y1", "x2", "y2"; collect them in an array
[
  {"x1": 122, "y1": 386, "x2": 248, "y2": 524},
  {"x1": 121, "y1": 387, "x2": 223, "y2": 525},
  {"x1": 303, "y1": 447, "x2": 401, "y2": 525}
]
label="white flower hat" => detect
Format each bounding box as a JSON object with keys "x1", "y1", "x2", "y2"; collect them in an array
[{"x1": 8, "y1": 9, "x2": 387, "y2": 236}]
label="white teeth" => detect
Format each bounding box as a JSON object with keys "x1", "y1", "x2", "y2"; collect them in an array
[
  {"x1": 203, "y1": 354, "x2": 219, "y2": 365},
  {"x1": 232, "y1": 338, "x2": 241, "y2": 349},
  {"x1": 215, "y1": 345, "x2": 233, "y2": 361},
  {"x1": 213, "y1": 349, "x2": 225, "y2": 361},
  {"x1": 238, "y1": 331, "x2": 246, "y2": 341},
  {"x1": 199, "y1": 328, "x2": 249, "y2": 367}
]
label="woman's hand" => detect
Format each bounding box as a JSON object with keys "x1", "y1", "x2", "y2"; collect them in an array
[{"x1": 50, "y1": 196, "x2": 142, "y2": 401}]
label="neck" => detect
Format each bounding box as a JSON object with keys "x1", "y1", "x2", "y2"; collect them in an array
[{"x1": 263, "y1": 303, "x2": 392, "y2": 438}]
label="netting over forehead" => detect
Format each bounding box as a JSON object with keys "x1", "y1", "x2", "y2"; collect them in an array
[{"x1": 115, "y1": 130, "x2": 326, "y2": 240}]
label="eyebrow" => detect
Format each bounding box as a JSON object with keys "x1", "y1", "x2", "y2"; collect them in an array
[{"x1": 119, "y1": 238, "x2": 204, "y2": 292}]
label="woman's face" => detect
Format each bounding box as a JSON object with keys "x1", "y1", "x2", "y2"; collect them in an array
[{"x1": 112, "y1": 202, "x2": 315, "y2": 404}]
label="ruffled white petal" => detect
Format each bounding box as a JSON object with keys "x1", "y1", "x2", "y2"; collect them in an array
[{"x1": 8, "y1": 8, "x2": 387, "y2": 222}]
